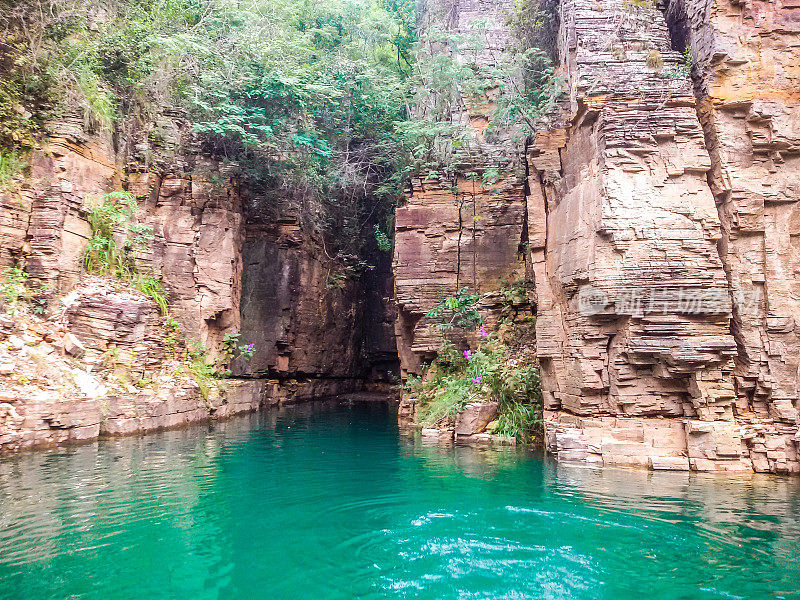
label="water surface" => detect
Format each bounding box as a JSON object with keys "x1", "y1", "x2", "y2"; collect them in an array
[{"x1": 0, "y1": 402, "x2": 798, "y2": 599}]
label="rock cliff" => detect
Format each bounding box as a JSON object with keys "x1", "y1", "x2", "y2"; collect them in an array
[
  {"x1": 392, "y1": 0, "x2": 800, "y2": 473},
  {"x1": 394, "y1": 0, "x2": 530, "y2": 377},
  {"x1": 0, "y1": 114, "x2": 396, "y2": 450}
]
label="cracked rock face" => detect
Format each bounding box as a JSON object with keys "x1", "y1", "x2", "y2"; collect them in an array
[
  {"x1": 127, "y1": 167, "x2": 244, "y2": 353},
  {"x1": 0, "y1": 115, "x2": 393, "y2": 449},
  {"x1": 666, "y1": 0, "x2": 800, "y2": 472},
  {"x1": 531, "y1": 0, "x2": 799, "y2": 473},
  {"x1": 394, "y1": 175, "x2": 528, "y2": 376}
]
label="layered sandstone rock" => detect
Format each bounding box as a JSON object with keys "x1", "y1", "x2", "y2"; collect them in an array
[
  {"x1": 0, "y1": 116, "x2": 244, "y2": 352},
  {"x1": 455, "y1": 401, "x2": 499, "y2": 435},
  {"x1": 664, "y1": 0, "x2": 800, "y2": 473},
  {"x1": 394, "y1": 175, "x2": 529, "y2": 375},
  {"x1": 127, "y1": 166, "x2": 244, "y2": 352},
  {"x1": 531, "y1": 0, "x2": 799, "y2": 473},
  {"x1": 0, "y1": 281, "x2": 272, "y2": 452},
  {"x1": 0, "y1": 112, "x2": 397, "y2": 450},
  {"x1": 237, "y1": 215, "x2": 366, "y2": 400},
  {"x1": 0, "y1": 118, "x2": 118, "y2": 292}
]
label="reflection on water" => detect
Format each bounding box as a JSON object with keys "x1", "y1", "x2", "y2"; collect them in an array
[{"x1": 0, "y1": 403, "x2": 798, "y2": 600}]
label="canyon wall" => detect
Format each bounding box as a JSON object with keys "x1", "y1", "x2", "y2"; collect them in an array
[
  {"x1": 0, "y1": 111, "x2": 393, "y2": 450},
  {"x1": 393, "y1": 0, "x2": 800, "y2": 473},
  {"x1": 237, "y1": 215, "x2": 369, "y2": 401},
  {"x1": 533, "y1": 0, "x2": 800, "y2": 473}
]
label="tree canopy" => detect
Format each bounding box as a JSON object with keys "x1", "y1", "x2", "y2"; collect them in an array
[{"x1": 0, "y1": 0, "x2": 555, "y2": 269}]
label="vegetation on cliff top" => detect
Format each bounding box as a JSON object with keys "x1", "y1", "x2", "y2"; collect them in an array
[
  {"x1": 0, "y1": 0, "x2": 556, "y2": 268},
  {"x1": 0, "y1": 0, "x2": 417, "y2": 270}
]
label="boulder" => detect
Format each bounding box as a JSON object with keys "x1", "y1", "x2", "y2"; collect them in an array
[
  {"x1": 62, "y1": 333, "x2": 86, "y2": 358},
  {"x1": 455, "y1": 402, "x2": 499, "y2": 436}
]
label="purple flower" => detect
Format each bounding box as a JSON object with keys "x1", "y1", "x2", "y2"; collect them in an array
[
  {"x1": 246, "y1": 343, "x2": 256, "y2": 351},
  {"x1": 478, "y1": 325, "x2": 488, "y2": 337},
  {"x1": 470, "y1": 373, "x2": 483, "y2": 384},
  {"x1": 463, "y1": 350, "x2": 472, "y2": 360}
]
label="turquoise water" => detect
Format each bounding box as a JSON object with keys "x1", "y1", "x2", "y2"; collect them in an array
[{"x1": 0, "y1": 402, "x2": 799, "y2": 600}]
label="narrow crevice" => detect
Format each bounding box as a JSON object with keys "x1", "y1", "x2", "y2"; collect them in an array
[
  {"x1": 520, "y1": 140, "x2": 531, "y2": 268},
  {"x1": 471, "y1": 180, "x2": 477, "y2": 290},
  {"x1": 455, "y1": 178, "x2": 462, "y2": 289}
]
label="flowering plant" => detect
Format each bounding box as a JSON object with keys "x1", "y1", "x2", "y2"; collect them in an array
[{"x1": 222, "y1": 332, "x2": 256, "y2": 362}]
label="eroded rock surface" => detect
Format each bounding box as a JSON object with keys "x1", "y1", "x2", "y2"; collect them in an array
[
  {"x1": 128, "y1": 167, "x2": 244, "y2": 352},
  {"x1": 0, "y1": 279, "x2": 273, "y2": 452},
  {"x1": 532, "y1": 0, "x2": 800, "y2": 473},
  {"x1": 673, "y1": 0, "x2": 800, "y2": 473},
  {"x1": 393, "y1": 0, "x2": 800, "y2": 473},
  {"x1": 0, "y1": 117, "x2": 396, "y2": 450},
  {"x1": 455, "y1": 401, "x2": 499, "y2": 435},
  {"x1": 237, "y1": 218, "x2": 364, "y2": 399},
  {"x1": 394, "y1": 175, "x2": 529, "y2": 375}
]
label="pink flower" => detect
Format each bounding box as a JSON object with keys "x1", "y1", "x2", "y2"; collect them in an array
[
  {"x1": 470, "y1": 373, "x2": 483, "y2": 384},
  {"x1": 463, "y1": 350, "x2": 472, "y2": 360},
  {"x1": 478, "y1": 325, "x2": 488, "y2": 337}
]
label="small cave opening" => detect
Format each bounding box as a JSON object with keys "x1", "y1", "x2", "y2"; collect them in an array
[{"x1": 660, "y1": 0, "x2": 692, "y2": 54}]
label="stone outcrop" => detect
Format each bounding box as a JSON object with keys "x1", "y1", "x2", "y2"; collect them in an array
[
  {"x1": 65, "y1": 279, "x2": 166, "y2": 373},
  {"x1": 455, "y1": 401, "x2": 499, "y2": 435},
  {"x1": 0, "y1": 280, "x2": 273, "y2": 452},
  {"x1": 127, "y1": 166, "x2": 244, "y2": 352},
  {"x1": 0, "y1": 119, "x2": 118, "y2": 292},
  {"x1": 394, "y1": 175, "x2": 529, "y2": 375},
  {"x1": 530, "y1": 0, "x2": 799, "y2": 473}
]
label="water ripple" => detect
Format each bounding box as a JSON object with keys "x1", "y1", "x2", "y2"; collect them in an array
[{"x1": 0, "y1": 404, "x2": 797, "y2": 600}]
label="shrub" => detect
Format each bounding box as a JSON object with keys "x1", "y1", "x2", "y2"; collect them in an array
[
  {"x1": 374, "y1": 224, "x2": 393, "y2": 252},
  {"x1": 83, "y1": 191, "x2": 172, "y2": 314},
  {"x1": 411, "y1": 333, "x2": 542, "y2": 440},
  {"x1": 184, "y1": 334, "x2": 256, "y2": 398},
  {"x1": 411, "y1": 287, "x2": 542, "y2": 441},
  {"x1": 0, "y1": 267, "x2": 30, "y2": 314},
  {"x1": 0, "y1": 148, "x2": 27, "y2": 190},
  {"x1": 646, "y1": 49, "x2": 664, "y2": 71},
  {"x1": 186, "y1": 341, "x2": 217, "y2": 401},
  {"x1": 221, "y1": 332, "x2": 256, "y2": 363},
  {"x1": 425, "y1": 287, "x2": 484, "y2": 330},
  {"x1": 416, "y1": 374, "x2": 475, "y2": 426},
  {"x1": 482, "y1": 168, "x2": 501, "y2": 185},
  {"x1": 84, "y1": 191, "x2": 146, "y2": 278},
  {"x1": 134, "y1": 275, "x2": 168, "y2": 315}
]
